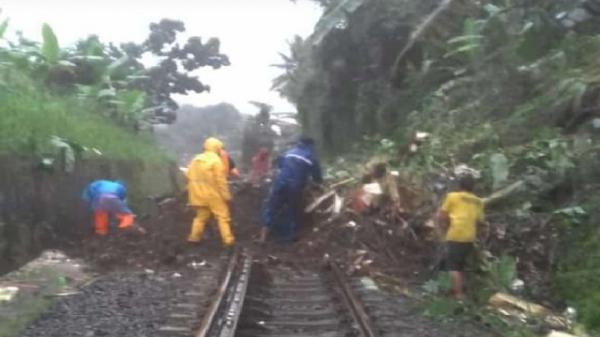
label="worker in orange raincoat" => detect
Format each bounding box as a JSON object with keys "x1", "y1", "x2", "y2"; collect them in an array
[
  {"x1": 219, "y1": 149, "x2": 240, "y2": 179},
  {"x1": 186, "y1": 137, "x2": 234, "y2": 246}
]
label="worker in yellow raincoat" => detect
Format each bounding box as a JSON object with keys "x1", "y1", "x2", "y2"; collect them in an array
[{"x1": 186, "y1": 137, "x2": 234, "y2": 246}]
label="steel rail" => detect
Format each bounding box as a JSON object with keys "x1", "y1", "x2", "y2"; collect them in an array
[
  {"x1": 195, "y1": 249, "x2": 240, "y2": 337},
  {"x1": 329, "y1": 261, "x2": 380, "y2": 337},
  {"x1": 195, "y1": 249, "x2": 252, "y2": 337},
  {"x1": 215, "y1": 253, "x2": 252, "y2": 337}
]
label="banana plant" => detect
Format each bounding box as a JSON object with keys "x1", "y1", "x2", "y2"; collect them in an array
[
  {"x1": 0, "y1": 19, "x2": 8, "y2": 40},
  {"x1": 444, "y1": 18, "x2": 484, "y2": 59},
  {"x1": 41, "y1": 23, "x2": 59, "y2": 64}
]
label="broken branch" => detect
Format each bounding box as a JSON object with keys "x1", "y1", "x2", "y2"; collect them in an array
[
  {"x1": 305, "y1": 190, "x2": 336, "y2": 213},
  {"x1": 483, "y1": 180, "x2": 525, "y2": 205},
  {"x1": 328, "y1": 177, "x2": 356, "y2": 189}
]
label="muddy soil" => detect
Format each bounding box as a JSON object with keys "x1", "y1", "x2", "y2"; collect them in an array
[
  {"x1": 17, "y1": 182, "x2": 495, "y2": 337},
  {"x1": 56, "y1": 183, "x2": 266, "y2": 273},
  {"x1": 48, "y1": 178, "x2": 432, "y2": 286}
]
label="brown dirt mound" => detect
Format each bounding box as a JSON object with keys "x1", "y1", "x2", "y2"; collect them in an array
[
  {"x1": 58, "y1": 183, "x2": 267, "y2": 272},
  {"x1": 53, "y1": 179, "x2": 436, "y2": 288}
]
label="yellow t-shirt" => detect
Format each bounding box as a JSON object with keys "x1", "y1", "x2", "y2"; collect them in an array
[{"x1": 441, "y1": 191, "x2": 484, "y2": 242}]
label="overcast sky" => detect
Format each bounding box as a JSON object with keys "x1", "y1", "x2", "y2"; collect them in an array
[{"x1": 0, "y1": 0, "x2": 322, "y2": 114}]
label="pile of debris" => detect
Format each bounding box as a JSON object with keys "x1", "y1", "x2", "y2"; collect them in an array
[
  {"x1": 297, "y1": 155, "x2": 582, "y2": 336},
  {"x1": 297, "y1": 157, "x2": 435, "y2": 285}
]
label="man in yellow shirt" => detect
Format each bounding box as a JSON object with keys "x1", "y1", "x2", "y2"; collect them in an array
[{"x1": 436, "y1": 175, "x2": 485, "y2": 300}]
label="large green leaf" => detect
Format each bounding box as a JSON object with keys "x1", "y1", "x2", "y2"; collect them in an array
[
  {"x1": 97, "y1": 88, "x2": 116, "y2": 99},
  {"x1": 41, "y1": 23, "x2": 60, "y2": 64},
  {"x1": 444, "y1": 43, "x2": 482, "y2": 58},
  {"x1": 107, "y1": 55, "x2": 130, "y2": 76},
  {"x1": 49, "y1": 136, "x2": 76, "y2": 173},
  {"x1": 447, "y1": 35, "x2": 484, "y2": 44},
  {"x1": 0, "y1": 19, "x2": 9, "y2": 39},
  {"x1": 489, "y1": 255, "x2": 517, "y2": 291},
  {"x1": 489, "y1": 153, "x2": 509, "y2": 189},
  {"x1": 114, "y1": 90, "x2": 146, "y2": 120}
]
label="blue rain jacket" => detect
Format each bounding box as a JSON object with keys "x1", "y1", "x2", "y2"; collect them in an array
[
  {"x1": 261, "y1": 144, "x2": 322, "y2": 241},
  {"x1": 82, "y1": 180, "x2": 127, "y2": 209},
  {"x1": 274, "y1": 144, "x2": 323, "y2": 190}
]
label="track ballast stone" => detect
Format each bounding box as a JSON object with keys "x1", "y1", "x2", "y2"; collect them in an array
[{"x1": 20, "y1": 265, "x2": 220, "y2": 337}]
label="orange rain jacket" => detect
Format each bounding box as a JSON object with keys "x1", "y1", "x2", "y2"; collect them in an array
[{"x1": 219, "y1": 150, "x2": 240, "y2": 178}]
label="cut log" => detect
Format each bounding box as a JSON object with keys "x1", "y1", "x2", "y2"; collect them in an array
[
  {"x1": 546, "y1": 331, "x2": 577, "y2": 337},
  {"x1": 489, "y1": 292, "x2": 569, "y2": 329},
  {"x1": 489, "y1": 292, "x2": 550, "y2": 317}
]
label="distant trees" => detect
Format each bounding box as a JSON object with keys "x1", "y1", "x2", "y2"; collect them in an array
[{"x1": 154, "y1": 103, "x2": 243, "y2": 165}]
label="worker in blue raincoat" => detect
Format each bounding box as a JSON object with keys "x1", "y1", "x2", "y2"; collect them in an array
[
  {"x1": 81, "y1": 180, "x2": 144, "y2": 235},
  {"x1": 259, "y1": 137, "x2": 323, "y2": 242}
]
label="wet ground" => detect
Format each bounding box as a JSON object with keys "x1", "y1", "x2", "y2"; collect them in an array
[
  {"x1": 20, "y1": 263, "x2": 225, "y2": 337},
  {"x1": 12, "y1": 183, "x2": 494, "y2": 337},
  {"x1": 22, "y1": 272, "x2": 179, "y2": 337},
  {"x1": 58, "y1": 183, "x2": 266, "y2": 273},
  {"x1": 11, "y1": 185, "x2": 263, "y2": 337}
]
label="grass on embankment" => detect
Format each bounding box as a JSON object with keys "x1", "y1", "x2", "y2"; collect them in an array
[{"x1": 0, "y1": 80, "x2": 168, "y2": 162}]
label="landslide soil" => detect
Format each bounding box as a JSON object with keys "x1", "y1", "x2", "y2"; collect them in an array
[
  {"x1": 18, "y1": 183, "x2": 491, "y2": 337},
  {"x1": 53, "y1": 182, "x2": 435, "y2": 285}
]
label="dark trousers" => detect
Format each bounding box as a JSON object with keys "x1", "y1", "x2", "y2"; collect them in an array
[{"x1": 261, "y1": 179, "x2": 301, "y2": 241}]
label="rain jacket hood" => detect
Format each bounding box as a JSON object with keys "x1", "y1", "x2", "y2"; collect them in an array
[
  {"x1": 186, "y1": 138, "x2": 231, "y2": 206},
  {"x1": 204, "y1": 137, "x2": 223, "y2": 154}
]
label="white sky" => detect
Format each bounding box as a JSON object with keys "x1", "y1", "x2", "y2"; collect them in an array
[{"x1": 0, "y1": 0, "x2": 322, "y2": 114}]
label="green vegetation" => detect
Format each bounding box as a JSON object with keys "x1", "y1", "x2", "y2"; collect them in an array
[
  {"x1": 281, "y1": 0, "x2": 600, "y2": 333},
  {"x1": 0, "y1": 12, "x2": 228, "y2": 162},
  {"x1": 0, "y1": 267, "x2": 68, "y2": 337},
  {"x1": 0, "y1": 69, "x2": 165, "y2": 161}
]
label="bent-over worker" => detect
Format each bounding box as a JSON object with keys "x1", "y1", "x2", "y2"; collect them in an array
[
  {"x1": 260, "y1": 137, "x2": 322, "y2": 242},
  {"x1": 81, "y1": 180, "x2": 143, "y2": 235},
  {"x1": 186, "y1": 137, "x2": 234, "y2": 246}
]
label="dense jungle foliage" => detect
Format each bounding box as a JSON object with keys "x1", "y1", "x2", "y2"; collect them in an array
[{"x1": 278, "y1": 0, "x2": 600, "y2": 333}]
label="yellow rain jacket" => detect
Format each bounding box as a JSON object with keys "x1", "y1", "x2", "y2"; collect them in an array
[{"x1": 186, "y1": 138, "x2": 232, "y2": 206}]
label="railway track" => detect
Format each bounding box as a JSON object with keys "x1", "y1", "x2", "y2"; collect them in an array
[
  {"x1": 155, "y1": 255, "x2": 231, "y2": 337},
  {"x1": 195, "y1": 250, "x2": 380, "y2": 337},
  {"x1": 20, "y1": 248, "x2": 495, "y2": 337}
]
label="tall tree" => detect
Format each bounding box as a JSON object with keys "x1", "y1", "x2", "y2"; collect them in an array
[{"x1": 130, "y1": 19, "x2": 230, "y2": 123}]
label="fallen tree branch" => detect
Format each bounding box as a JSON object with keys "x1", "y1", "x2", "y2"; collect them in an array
[
  {"x1": 328, "y1": 177, "x2": 356, "y2": 189},
  {"x1": 483, "y1": 180, "x2": 525, "y2": 205},
  {"x1": 304, "y1": 190, "x2": 336, "y2": 213},
  {"x1": 305, "y1": 178, "x2": 355, "y2": 214}
]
